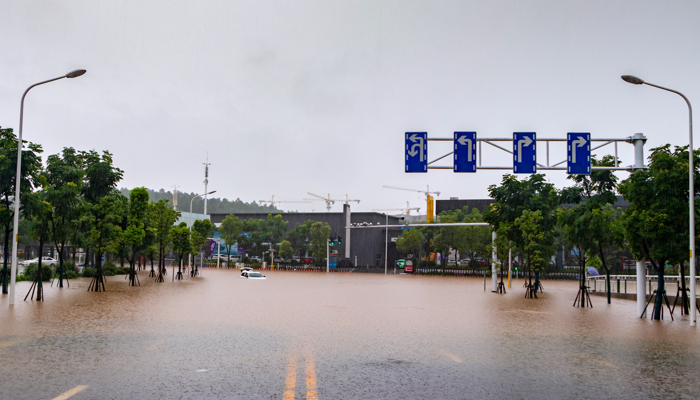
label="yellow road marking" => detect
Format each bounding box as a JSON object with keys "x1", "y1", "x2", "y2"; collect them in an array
[
  {"x1": 283, "y1": 351, "x2": 296, "y2": 400},
  {"x1": 440, "y1": 349, "x2": 464, "y2": 363},
  {"x1": 306, "y1": 349, "x2": 318, "y2": 400},
  {"x1": 52, "y1": 385, "x2": 88, "y2": 400},
  {"x1": 0, "y1": 338, "x2": 28, "y2": 349},
  {"x1": 573, "y1": 353, "x2": 617, "y2": 369}
]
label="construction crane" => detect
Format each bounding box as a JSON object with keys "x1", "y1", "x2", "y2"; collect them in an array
[
  {"x1": 382, "y1": 185, "x2": 440, "y2": 222},
  {"x1": 259, "y1": 195, "x2": 311, "y2": 208},
  {"x1": 372, "y1": 201, "x2": 421, "y2": 216},
  {"x1": 305, "y1": 193, "x2": 360, "y2": 212}
]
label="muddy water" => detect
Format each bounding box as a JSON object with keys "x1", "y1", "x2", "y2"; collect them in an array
[{"x1": 1, "y1": 270, "x2": 699, "y2": 399}]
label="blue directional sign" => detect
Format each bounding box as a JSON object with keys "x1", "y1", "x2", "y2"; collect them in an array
[
  {"x1": 567, "y1": 133, "x2": 591, "y2": 174},
  {"x1": 513, "y1": 132, "x2": 536, "y2": 174},
  {"x1": 405, "y1": 132, "x2": 427, "y2": 173},
  {"x1": 454, "y1": 132, "x2": 477, "y2": 173}
]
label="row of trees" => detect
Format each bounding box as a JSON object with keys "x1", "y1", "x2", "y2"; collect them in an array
[
  {"x1": 1, "y1": 127, "x2": 219, "y2": 299},
  {"x1": 393, "y1": 147, "x2": 699, "y2": 319},
  {"x1": 217, "y1": 214, "x2": 332, "y2": 265},
  {"x1": 121, "y1": 188, "x2": 280, "y2": 214}
]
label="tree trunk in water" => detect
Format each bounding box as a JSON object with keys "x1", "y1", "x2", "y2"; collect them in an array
[
  {"x1": 2, "y1": 224, "x2": 10, "y2": 294},
  {"x1": 57, "y1": 242, "x2": 65, "y2": 288},
  {"x1": 653, "y1": 263, "x2": 664, "y2": 320},
  {"x1": 680, "y1": 261, "x2": 689, "y2": 315}
]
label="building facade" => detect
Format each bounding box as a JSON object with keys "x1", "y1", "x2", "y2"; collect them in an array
[{"x1": 209, "y1": 212, "x2": 405, "y2": 267}]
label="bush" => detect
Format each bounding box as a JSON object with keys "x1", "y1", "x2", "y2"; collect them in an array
[
  {"x1": 64, "y1": 270, "x2": 79, "y2": 279},
  {"x1": 82, "y1": 267, "x2": 96, "y2": 278},
  {"x1": 115, "y1": 266, "x2": 130, "y2": 275},
  {"x1": 21, "y1": 263, "x2": 54, "y2": 282},
  {"x1": 102, "y1": 261, "x2": 118, "y2": 276}
]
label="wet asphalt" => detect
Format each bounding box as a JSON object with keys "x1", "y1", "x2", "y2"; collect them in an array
[{"x1": 1, "y1": 268, "x2": 699, "y2": 399}]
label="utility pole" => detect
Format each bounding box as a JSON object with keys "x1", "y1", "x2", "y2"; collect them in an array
[
  {"x1": 203, "y1": 153, "x2": 211, "y2": 215},
  {"x1": 173, "y1": 185, "x2": 179, "y2": 210}
]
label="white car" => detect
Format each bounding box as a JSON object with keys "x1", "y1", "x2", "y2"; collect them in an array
[
  {"x1": 240, "y1": 267, "x2": 254, "y2": 276},
  {"x1": 249, "y1": 256, "x2": 262, "y2": 263},
  {"x1": 244, "y1": 272, "x2": 266, "y2": 279},
  {"x1": 22, "y1": 257, "x2": 57, "y2": 267}
]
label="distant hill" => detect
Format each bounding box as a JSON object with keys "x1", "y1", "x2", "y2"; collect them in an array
[{"x1": 119, "y1": 187, "x2": 280, "y2": 214}]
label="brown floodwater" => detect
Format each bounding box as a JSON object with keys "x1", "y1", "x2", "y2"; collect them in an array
[{"x1": 0, "y1": 269, "x2": 699, "y2": 399}]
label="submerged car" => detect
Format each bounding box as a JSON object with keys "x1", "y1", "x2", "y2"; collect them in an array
[
  {"x1": 21, "y1": 257, "x2": 57, "y2": 267},
  {"x1": 245, "y1": 272, "x2": 266, "y2": 279}
]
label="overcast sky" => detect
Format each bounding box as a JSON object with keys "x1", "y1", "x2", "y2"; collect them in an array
[{"x1": 2, "y1": 1, "x2": 700, "y2": 213}]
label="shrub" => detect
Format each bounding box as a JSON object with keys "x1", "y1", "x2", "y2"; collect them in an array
[
  {"x1": 82, "y1": 267, "x2": 96, "y2": 278},
  {"x1": 102, "y1": 261, "x2": 118, "y2": 276},
  {"x1": 115, "y1": 266, "x2": 130, "y2": 275},
  {"x1": 21, "y1": 263, "x2": 54, "y2": 282},
  {"x1": 64, "y1": 270, "x2": 79, "y2": 279}
]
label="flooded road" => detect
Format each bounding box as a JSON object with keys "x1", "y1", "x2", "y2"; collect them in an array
[{"x1": 1, "y1": 269, "x2": 699, "y2": 399}]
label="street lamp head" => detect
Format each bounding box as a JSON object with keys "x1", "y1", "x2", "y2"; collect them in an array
[
  {"x1": 65, "y1": 69, "x2": 86, "y2": 78},
  {"x1": 621, "y1": 75, "x2": 644, "y2": 85},
  {"x1": 207, "y1": 191, "x2": 216, "y2": 195}
]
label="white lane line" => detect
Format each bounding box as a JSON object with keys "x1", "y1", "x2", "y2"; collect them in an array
[
  {"x1": 52, "y1": 385, "x2": 88, "y2": 400},
  {"x1": 440, "y1": 349, "x2": 464, "y2": 363}
]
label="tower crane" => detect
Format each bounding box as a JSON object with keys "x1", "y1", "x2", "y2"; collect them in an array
[
  {"x1": 382, "y1": 185, "x2": 440, "y2": 222},
  {"x1": 305, "y1": 193, "x2": 360, "y2": 212},
  {"x1": 259, "y1": 195, "x2": 311, "y2": 209},
  {"x1": 372, "y1": 202, "x2": 421, "y2": 216}
]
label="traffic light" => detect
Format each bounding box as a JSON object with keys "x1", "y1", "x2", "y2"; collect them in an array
[
  {"x1": 337, "y1": 236, "x2": 342, "y2": 245},
  {"x1": 330, "y1": 236, "x2": 336, "y2": 246}
]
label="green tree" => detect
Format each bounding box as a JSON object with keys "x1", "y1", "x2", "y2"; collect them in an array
[
  {"x1": 559, "y1": 155, "x2": 622, "y2": 304},
  {"x1": 515, "y1": 210, "x2": 547, "y2": 298},
  {"x1": 220, "y1": 214, "x2": 243, "y2": 262},
  {"x1": 286, "y1": 220, "x2": 313, "y2": 260},
  {"x1": 170, "y1": 222, "x2": 192, "y2": 280},
  {"x1": 0, "y1": 127, "x2": 43, "y2": 294},
  {"x1": 484, "y1": 174, "x2": 563, "y2": 294},
  {"x1": 395, "y1": 228, "x2": 425, "y2": 266},
  {"x1": 279, "y1": 240, "x2": 293, "y2": 260},
  {"x1": 44, "y1": 147, "x2": 85, "y2": 288},
  {"x1": 191, "y1": 219, "x2": 214, "y2": 263},
  {"x1": 309, "y1": 221, "x2": 331, "y2": 266},
  {"x1": 150, "y1": 199, "x2": 180, "y2": 282},
  {"x1": 124, "y1": 187, "x2": 149, "y2": 286},
  {"x1": 453, "y1": 207, "x2": 491, "y2": 268},
  {"x1": 86, "y1": 192, "x2": 125, "y2": 292},
  {"x1": 23, "y1": 188, "x2": 53, "y2": 301},
  {"x1": 619, "y1": 144, "x2": 700, "y2": 319}
]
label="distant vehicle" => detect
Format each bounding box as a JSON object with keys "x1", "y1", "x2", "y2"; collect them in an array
[
  {"x1": 22, "y1": 257, "x2": 57, "y2": 267},
  {"x1": 249, "y1": 256, "x2": 262, "y2": 263},
  {"x1": 245, "y1": 272, "x2": 266, "y2": 279},
  {"x1": 404, "y1": 260, "x2": 414, "y2": 273},
  {"x1": 301, "y1": 257, "x2": 314, "y2": 264},
  {"x1": 292, "y1": 256, "x2": 301, "y2": 262},
  {"x1": 273, "y1": 257, "x2": 284, "y2": 263}
]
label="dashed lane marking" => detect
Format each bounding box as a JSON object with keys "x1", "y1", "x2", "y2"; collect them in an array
[
  {"x1": 283, "y1": 350, "x2": 297, "y2": 400},
  {"x1": 52, "y1": 385, "x2": 88, "y2": 400},
  {"x1": 440, "y1": 349, "x2": 464, "y2": 363},
  {"x1": 0, "y1": 338, "x2": 29, "y2": 349}
]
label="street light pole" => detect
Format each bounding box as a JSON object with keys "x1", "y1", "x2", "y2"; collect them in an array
[
  {"x1": 622, "y1": 74, "x2": 696, "y2": 326},
  {"x1": 384, "y1": 213, "x2": 388, "y2": 275},
  {"x1": 189, "y1": 191, "x2": 216, "y2": 271},
  {"x1": 9, "y1": 69, "x2": 86, "y2": 305}
]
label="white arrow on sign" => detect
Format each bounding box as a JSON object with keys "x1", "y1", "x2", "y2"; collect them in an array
[
  {"x1": 457, "y1": 136, "x2": 473, "y2": 162},
  {"x1": 571, "y1": 136, "x2": 587, "y2": 164},
  {"x1": 517, "y1": 135, "x2": 533, "y2": 163},
  {"x1": 408, "y1": 134, "x2": 425, "y2": 161}
]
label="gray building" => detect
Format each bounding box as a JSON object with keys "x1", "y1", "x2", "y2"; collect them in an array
[
  {"x1": 209, "y1": 211, "x2": 405, "y2": 268},
  {"x1": 437, "y1": 195, "x2": 630, "y2": 215}
]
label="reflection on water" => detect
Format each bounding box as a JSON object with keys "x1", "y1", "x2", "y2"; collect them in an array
[{"x1": 1, "y1": 270, "x2": 699, "y2": 399}]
